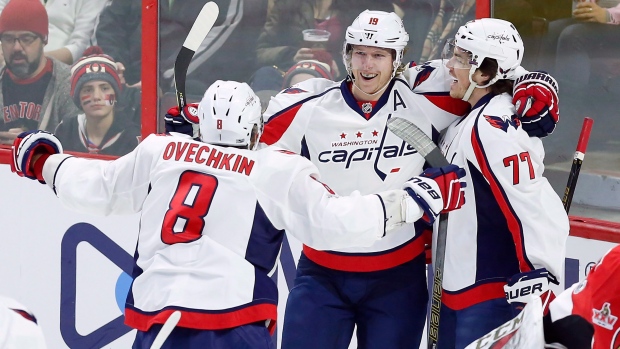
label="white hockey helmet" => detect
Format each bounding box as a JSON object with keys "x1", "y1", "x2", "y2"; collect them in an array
[
  {"x1": 454, "y1": 18, "x2": 524, "y2": 81},
  {"x1": 342, "y1": 10, "x2": 409, "y2": 77},
  {"x1": 198, "y1": 80, "x2": 263, "y2": 149}
]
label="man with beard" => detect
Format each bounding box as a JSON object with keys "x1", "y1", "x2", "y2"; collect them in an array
[{"x1": 0, "y1": 0, "x2": 77, "y2": 144}]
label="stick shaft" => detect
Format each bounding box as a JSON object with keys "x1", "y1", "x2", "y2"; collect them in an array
[
  {"x1": 385, "y1": 117, "x2": 447, "y2": 348},
  {"x1": 562, "y1": 117, "x2": 593, "y2": 213}
]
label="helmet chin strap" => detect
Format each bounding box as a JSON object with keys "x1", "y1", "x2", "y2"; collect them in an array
[
  {"x1": 461, "y1": 66, "x2": 499, "y2": 102},
  {"x1": 351, "y1": 77, "x2": 390, "y2": 98}
]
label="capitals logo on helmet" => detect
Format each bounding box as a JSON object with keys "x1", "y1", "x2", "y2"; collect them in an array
[{"x1": 454, "y1": 18, "x2": 524, "y2": 81}]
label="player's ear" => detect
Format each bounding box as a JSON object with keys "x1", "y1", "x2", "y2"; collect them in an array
[{"x1": 474, "y1": 69, "x2": 492, "y2": 86}]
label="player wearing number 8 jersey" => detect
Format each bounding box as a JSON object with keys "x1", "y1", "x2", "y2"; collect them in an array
[{"x1": 9, "y1": 81, "x2": 467, "y2": 349}]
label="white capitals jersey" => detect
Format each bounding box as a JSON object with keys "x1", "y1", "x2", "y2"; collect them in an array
[
  {"x1": 437, "y1": 93, "x2": 569, "y2": 310},
  {"x1": 261, "y1": 60, "x2": 470, "y2": 272},
  {"x1": 40, "y1": 134, "x2": 390, "y2": 333}
]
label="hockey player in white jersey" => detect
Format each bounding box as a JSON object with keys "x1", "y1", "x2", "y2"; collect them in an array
[
  {"x1": 9, "y1": 80, "x2": 467, "y2": 349},
  {"x1": 435, "y1": 18, "x2": 569, "y2": 348},
  {"x1": 260, "y1": 9, "x2": 562, "y2": 349}
]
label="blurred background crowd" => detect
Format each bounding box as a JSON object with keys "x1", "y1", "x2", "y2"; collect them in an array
[{"x1": 0, "y1": 0, "x2": 617, "y2": 218}]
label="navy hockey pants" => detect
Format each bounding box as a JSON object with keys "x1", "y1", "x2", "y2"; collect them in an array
[
  {"x1": 437, "y1": 297, "x2": 513, "y2": 349},
  {"x1": 281, "y1": 253, "x2": 428, "y2": 349},
  {"x1": 132, "y1": 321, "x2": 273, "y2": 349}
]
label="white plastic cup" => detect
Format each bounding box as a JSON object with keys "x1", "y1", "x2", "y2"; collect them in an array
[{"x1": 302, "y1": 29, "x2": 331, "y2": 49}]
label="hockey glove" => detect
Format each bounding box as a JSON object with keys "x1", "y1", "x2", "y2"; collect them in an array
[
  {"x1": 403, "y1": 164, "x2": 466, "y2": 225},
  {"x1": 11, "y1": 130, "x2": 63, "y2": 184},
  {"x1": 504, "y1": 268, "x2": 557, "y2": 316},
  {"x1": 164, "y1": 103, "x2": 199, "y2": 136},
  {"x1": 512, "y1": 71, "x2": 559, "y2": 138}
]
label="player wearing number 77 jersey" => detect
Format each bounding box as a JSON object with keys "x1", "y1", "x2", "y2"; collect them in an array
[
  {"x1": 9, "y1": 81, "x2": 466, "y2": 349},
  {"x1": 436, "y1": 18, "x2": 569, "y2": 348}
]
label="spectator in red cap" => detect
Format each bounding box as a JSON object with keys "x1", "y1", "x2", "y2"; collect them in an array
[
  {"x1": 282, "y1": 59, "x2": 334, "y2": 89},
  {"x1": 0, "y1": 0, "x2": 78, "y2": 144},
  {"x1": 54, "y1": 51, "x2": 140, "y2": 156}
]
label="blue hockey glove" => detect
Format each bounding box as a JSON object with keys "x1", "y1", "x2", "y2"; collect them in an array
[
  {"x1": 512, "y1": 71, "x2": 559, "y2": 138},
  {"x1": 164, "y1": 103, "x2": 199, "y2": 136},
  {"x1": 403, "y1": 164, "x2": 466, "y2": 225},
  {"x1": 11, "y1": 130, "x2": 63, "y2": 184},
  {"x1": 504, "y1": 268, "x2": 557, "y2": 316}
]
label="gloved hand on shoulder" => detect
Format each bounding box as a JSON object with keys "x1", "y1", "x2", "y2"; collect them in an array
[{"x1": 512, "y1": 71, "x2": 559, "y2": 138}]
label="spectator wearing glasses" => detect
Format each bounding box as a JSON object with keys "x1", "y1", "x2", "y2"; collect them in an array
[{"x1": 0, "y1": 0, "x2": 78, "y2": 144}]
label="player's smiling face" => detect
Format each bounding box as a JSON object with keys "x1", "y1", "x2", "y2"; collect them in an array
[
  {"x1": 350, "y1": 45, "x2": 393, "y2": 100},
  {"x1": 445, "y1": 46, "x2": 473, "y2": 101}
]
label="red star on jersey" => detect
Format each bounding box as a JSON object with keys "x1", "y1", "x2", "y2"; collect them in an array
[
  {"x1": 340, "y1": 133, "x2": 346, "y2": 139},
  {"x1": 356, "y1": 132, "x2": 363, "y2": 138},
  {"x1": 372, "y1": 130, "x2": 378, "y2": 137}
]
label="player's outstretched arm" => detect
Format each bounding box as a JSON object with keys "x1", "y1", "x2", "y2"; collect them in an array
[{"x1": 11, "y1": 130, "x2": 64, "y2": 184}]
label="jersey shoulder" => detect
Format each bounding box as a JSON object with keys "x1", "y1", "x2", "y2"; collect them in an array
[
  {"x1": 254, "y1": 146, "x2": 318, "y2": 177},
  {"x1": 400, "y1": 59, "x2": 450, "y2": 92},
  {"x1": 264, "y1": 78, "x2": 340, "y2": 119}
]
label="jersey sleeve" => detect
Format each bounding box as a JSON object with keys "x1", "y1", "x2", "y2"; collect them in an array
[
  {"x1": 401, "y1": 60, "x2": 470, "y2": 131},
  {"x1": 259, "y1": 79, "x2": 335, "y2": 150},
  {"x1": 467, "y1": 96, "x2": 569, "y2": 278},
  {"x1": 41, "y1": 134, "x2": 164, "y2": 216},
  {"x1": 253, "y1": 148, "x2": 387, "y2": 250}
]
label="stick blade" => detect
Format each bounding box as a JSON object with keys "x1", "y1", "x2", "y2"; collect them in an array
[
  {"x1": 183, "y1": 2, "x2": 219, "y2": 51},
  {"x1": 387, "y1": 117, "x2": 434, "y2": 157},
  {"x1": 387, "y1": 117, "x2": 449, "y2": 167},
  {"x1": 174, "y1": 1, "x2": 219, "y2": 110}
]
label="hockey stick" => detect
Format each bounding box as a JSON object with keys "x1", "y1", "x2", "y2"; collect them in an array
[
  {"x1": 150, "y1": 310, "x2": 182, "y2": 349},
  {"x1": 386, "y1": 117, "x2": 448, "y2": 349},
  {"x1": 562, "y1": 117, "x2": 593, "y2": 213},
  {"x1": 174, "y1": 1, "x2": 219, "y2": 111}
]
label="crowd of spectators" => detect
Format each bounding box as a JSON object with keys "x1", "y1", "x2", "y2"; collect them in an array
[{"x1": 0, "y1": 0, "x2": 616, "y2": 157}]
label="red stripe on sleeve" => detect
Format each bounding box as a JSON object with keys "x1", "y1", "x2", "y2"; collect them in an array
[
  {"x1": 423, "y1": 94, "x2": 470, "y2": 116},
  {"x1": 260, "y1": 104, "x2": 303, "y2": 145}
]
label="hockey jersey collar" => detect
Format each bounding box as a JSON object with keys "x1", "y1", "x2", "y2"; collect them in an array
[{"x1": 340, "y1": 78, "x2": 396, "y2": 120}]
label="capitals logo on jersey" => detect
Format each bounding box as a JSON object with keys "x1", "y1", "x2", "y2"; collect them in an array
[
  {"x1": 318, "y1": 128, "x2": 417, "y2": 180},
  {"x1": 412, "y1": 63, "x2": 435, "y2": 89},
  {"x1": 592, "y1": 302, "x2": 618, "y2": 330},
  {"x1": 484, "y1": 114, "x2": 519, "y2": 133}
]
